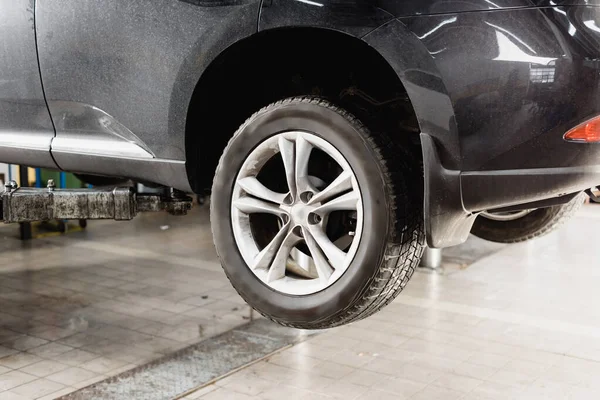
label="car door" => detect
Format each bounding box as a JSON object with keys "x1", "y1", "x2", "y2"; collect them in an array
[
  {"x1": 0, "y1": 0, "x2": 56, "y2": 168},
  {"x1": 34, "y1": 0, "x2": 261, "y2": 187}
]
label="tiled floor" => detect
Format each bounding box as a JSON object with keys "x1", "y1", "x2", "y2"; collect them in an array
[
  {"x1": 184, "y1": 204, "x2": 600, "y2": 400},
  {"x1": 2, "y1": 200, "x2": 600, "y2": 400},
  {"x1": 0, "y1": 205, "x2": 253, "y2": 400}
]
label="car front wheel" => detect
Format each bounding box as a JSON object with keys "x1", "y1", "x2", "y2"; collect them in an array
[{"x1": 210, "y1": 97, "x2": 424, "y2": 329}]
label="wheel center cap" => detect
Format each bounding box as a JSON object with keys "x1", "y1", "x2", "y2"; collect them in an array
[{"x1": 290, "y1": 204, "x2": 312, "y2": 226}]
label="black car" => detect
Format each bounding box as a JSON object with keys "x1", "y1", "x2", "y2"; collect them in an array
[{"x1": 1, "y1": 0, "x2": 599, "y2": 329}]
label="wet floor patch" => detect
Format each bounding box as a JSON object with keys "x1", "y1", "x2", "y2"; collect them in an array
[{"x1": 59, "y1": 319, "x2": 311, "y2": 400}]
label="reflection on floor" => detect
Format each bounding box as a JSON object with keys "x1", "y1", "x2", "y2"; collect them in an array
[
  {"x1": 184, "y1": 204, "x2": 600, "y2": 400},
  {"x1": 0, "y1": 206, "x2": 252, "y2": 400},
  {"x1": 2, "y1": 202, "x2": 600, "y2": 400}
]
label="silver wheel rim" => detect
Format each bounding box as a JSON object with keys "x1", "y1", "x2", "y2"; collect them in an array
[
  {"x1": 480, "y1": 209, "x2": 534, "y2": 221},
  {"x1": 231, "y1": 131, "x2": 364, "y2": 295}
]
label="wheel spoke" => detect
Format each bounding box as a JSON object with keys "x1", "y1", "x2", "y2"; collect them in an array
[
  {"x1": 231, "y1": 130, "x2": 364, "y2": 295},
  {"x1": 251, "y1": 223, "x2": 290, "y2": 270},
  {"x1": 233, "y1": 197, "x2": 285, "y2": 217},
  {"x1": 288, "y1": 248, "x2": 318, "y2": 279},
  {"x1": 237, "y1": 177, "x2": 286, "y2": 205},
  {"x1": 266, "y1": 227, "x2": 303, "y2": 283},
  {"x1": 295, "y1": 135, "x2": 315, "y2": 195},
  {"x1": 304, "y1": 228, "x2": 334, "y2": 283},
  {"x1": 278, "y1": 137, "x2": 296, "y2": 200},
  {"x1": 308, "y1": 170, "x2": 353, "y2": 205},
  {"x1": 314, "y1": 190, "x2": 359, "y2": 215},
  {"x1": 307, "y1": 224, "x2": 347, "y2": 268}
]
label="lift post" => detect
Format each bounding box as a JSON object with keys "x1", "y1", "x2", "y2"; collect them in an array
[
  {"x1": 18, "y1": 165, "x2": 32, "y2": 240},
  {"x1": 1, "y1": 180, "x2": 192, "y2": 224}
]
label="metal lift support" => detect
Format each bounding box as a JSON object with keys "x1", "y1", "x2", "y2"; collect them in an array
[{"x1": 0, "y1": 180, "x2": 192, "y2": 224}]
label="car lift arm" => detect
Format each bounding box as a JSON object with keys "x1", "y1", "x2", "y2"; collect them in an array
[{"x1": 0, "y1": 180, "x2": 192, "y2": 223}]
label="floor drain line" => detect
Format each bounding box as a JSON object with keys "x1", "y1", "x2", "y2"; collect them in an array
[{"x1": 58, "y1": 319, "x2": 313, "y2": 400}]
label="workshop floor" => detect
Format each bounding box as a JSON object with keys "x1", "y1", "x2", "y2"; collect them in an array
[
  {"x1": 0, "y1": 204, "x2": 599, "y2": 399},
  {"x1": 0, "y1": 205, "x2": 253, "y2": 400},
  {"x1": 183, "y1": 205, "x2": 600, "y2": 400}
]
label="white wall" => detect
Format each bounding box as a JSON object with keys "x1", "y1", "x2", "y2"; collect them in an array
[{"x1": 0, "y1": 164, "x2": 15, "y2": 186}]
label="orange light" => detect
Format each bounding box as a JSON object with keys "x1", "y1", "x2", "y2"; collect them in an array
[{"x1": 564, "y1": 116, "x2": 600, "y2": 143}]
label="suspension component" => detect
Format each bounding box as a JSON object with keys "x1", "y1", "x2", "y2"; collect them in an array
[{"x1": 586, "y1": 186, "x2": 600, "y2": 203}]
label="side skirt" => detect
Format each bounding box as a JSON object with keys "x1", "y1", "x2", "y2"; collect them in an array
[{"x1": 52, "y1": 151, "x2": 192, "y2": 192}]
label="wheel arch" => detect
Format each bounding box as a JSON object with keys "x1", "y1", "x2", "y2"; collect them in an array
[
  {"x1": 361, "y1": 20, "x2": 461, "y2": 169},
  {"x1": 184, "y1": 25, "x2": 424, "y2": 190},
  {"x1": 362, "y1": 20, "x2": 473, "y2": 248},
  {"x1": 185, "y1": 22, "x2": 468, "y2": 248}
]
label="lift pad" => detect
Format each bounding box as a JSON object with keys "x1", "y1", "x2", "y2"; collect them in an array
[{"x1": 0, "y1": 180, "x2": 192, "y2": 223}]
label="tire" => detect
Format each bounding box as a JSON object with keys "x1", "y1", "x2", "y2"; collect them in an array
[
  {"x1": 471, "y1": 193, "x2": 586, "y2": 243},
  {"x1": 211, "y1": 97, "x2": 424, "y2": 329}
]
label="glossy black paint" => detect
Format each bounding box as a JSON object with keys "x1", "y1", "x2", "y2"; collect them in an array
[
  {"x1": 361, "y1": 19, "x2": 461, "y2": 169},
  {"x1": 401, "y1": 7, "x2": 600, "y2": 172},
  {"x1": 259, "y1": 0, "x2": 393, "y2": 36},
  {"x1": 378, "y1": 1, "x2": 600, "y2": 17},
  {"x1": 262, "y1": 0, "x2": 600, "y2": 246},
  {"x1": 393, "y1": 5, "x2": 600, "y2": 243},
  {"x1": 378, "y1": 0, "x2": 533, "y2": 16}
]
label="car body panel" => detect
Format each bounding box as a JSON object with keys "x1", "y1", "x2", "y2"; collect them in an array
[
  {"x1": 377, "y1": 0, "x2": 533, "y2": 17},
  {"x1": 0, "y1": 0, "x2": 56, "y2": 169},
  {"x1": 377, "y1": 1, "x2": 600, "y2": 17},
  {"x1": 259, "y1": 2, "x2": 462, "y2": 169},
  {"x1": 397, "y1": 6, "x2": 600, "y2": 229},
  {"x1": 34, "y1": 0, "x2": 261, "y2": 190},
  {"x1": 260, "y1": 0, "x2": 600, "y2": 246},
  {"x1": 258, "y1": 0, "x2": 394, "y2": 36},
  {"x1": 260, "y1": 0, "x2": 600, "y2": 23},
  {"x1": 401, "y1": 7, "x2": 600, "y2": 172},
  {"x1": 361, "y1": 20, "x2": 461, "y2": 169},
  {"x1": 1, "y1": 0, "x2": 599, "y2": 245}
]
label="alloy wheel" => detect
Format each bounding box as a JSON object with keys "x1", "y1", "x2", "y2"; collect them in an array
[{"x1": 231, "y1": 131, "x2": 364, "y2": 295}]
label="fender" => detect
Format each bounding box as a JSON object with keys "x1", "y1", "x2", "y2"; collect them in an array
[
  {"x1": 259, "y1": 2, "x2": 460, "y2": 165},
  {"x1": 35, "y1": 0, "x2": 263, "y2": 192},
  {"x1": 167, "y1": 0, "x2": 261, "y2": 158},
  {"x1": 361, "y1": 20, "x2": 472, "y2": 248},
  {"x1": 259, "y1": 4, "x2": 471, "y2": 247}
]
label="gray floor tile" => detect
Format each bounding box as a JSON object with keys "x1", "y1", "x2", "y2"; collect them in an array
[{"x1": 1, "y1": 199, "x2": 599, "y2": 400}]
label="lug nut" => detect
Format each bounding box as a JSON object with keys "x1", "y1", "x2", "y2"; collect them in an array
[
  {"x1": 283, "y1": 193, "x2": 294, "y2": 205},
  {"x1": 4, "y1": 180, "x2": 17, "y2": 192},
  {"x1": 300, "y1": 191, "x2": 314, "y2": 203},
  {"x1": 308, "y1": 213, "x2": 322, "y2": 224}
]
